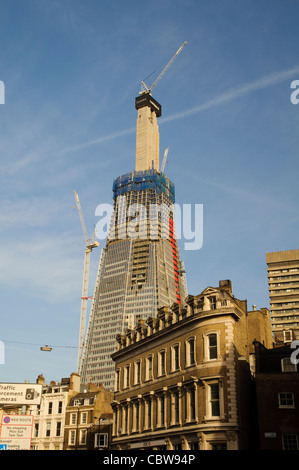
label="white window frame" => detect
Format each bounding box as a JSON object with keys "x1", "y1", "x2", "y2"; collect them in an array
[
  {"x1": 70, "y1": 412, "x2": 77, "y2": 425},
  {"x1": 204, "y1": 379, "x2": 224, "y2": 420},
  {"x1": 203, "y1": 331, "x2": 220, "y2": 361},
  {"x1": 81, "y1": 411, "x2": 88, "y2": 424},
  {"x1": 68, "y1": 429, "x2": 76, "y2": 446},
  {"x1": 79, "y1": 429, "x2": 87, "y2": 445},
  {"x1": 283, "y1": 330, "x2": 293, "y2": 342},
  {"x1": 95, "y1": 432, "x2": 108, "y2": 448},
  {"x1": 278, "y1": 392, "x2": 295, "y2": 408}
]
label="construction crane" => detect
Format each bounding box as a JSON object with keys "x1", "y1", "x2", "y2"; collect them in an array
[
  {"x1": 73, "y1": 190, "x2": 99, "y2": 373},
  {"x1": 160, "y1": 147, "x2": 169, "y2": 173},
  {"x1": 140, "y1": 41, "x2": 187, "y2": 95}
]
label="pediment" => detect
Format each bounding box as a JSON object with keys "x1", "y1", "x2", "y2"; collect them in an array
[{"x1": 201, "y1": 287, "x2": 219, "y2": 296}]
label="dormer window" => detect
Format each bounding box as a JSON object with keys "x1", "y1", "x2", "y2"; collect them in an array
[{"x1": 210, "y1": 296, "x2": 217, "y2": 310}]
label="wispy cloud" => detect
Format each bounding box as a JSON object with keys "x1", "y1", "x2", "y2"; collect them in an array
[
  {"x1": 0, "y1": 236, "x2": 82, "y2": 302},
  {"x1": 56, "y1": 127, "x2": 136, "y2": 156}
]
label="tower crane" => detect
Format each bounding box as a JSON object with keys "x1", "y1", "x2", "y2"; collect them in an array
[
  {"x1": 140, "y1": 41, "x2": 187, "y2": 95},
  {"x1": 73, "y1": 190, "x2": 99, "y2": 373},
  {"x1": 160, "y1": 147, "x2": 169, "y2": 173}
]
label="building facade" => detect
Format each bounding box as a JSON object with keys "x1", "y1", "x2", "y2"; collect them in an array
[
  {"x1": 80, "y1": 91, "x2": 187, "y2": 390},
  {"x1": 29, "y1": 373, "x2": 81, "y2": 451},
  {"x1": 111, "y1": 280, "x2": 273, "y2": 450},
  {"x1": 63, "y1": 384, "x2": 113, "y2": 450},
  {"x1": 266, "y1": 249, "x2": 299, "y2": 343},
  {"x1": 254, "y1": 340, "x2": 299, "y2": 450}
]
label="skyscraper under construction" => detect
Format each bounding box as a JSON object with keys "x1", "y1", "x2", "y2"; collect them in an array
[{"x1": 80, "y1": 48, "x2": 188, "y2": 390}]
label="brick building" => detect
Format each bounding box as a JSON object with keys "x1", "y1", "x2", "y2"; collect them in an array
[
  {"x1": 63, "y1": 384, "x2": 113, "y2": 450},
  {"x1": 254, "y1": 340, "x2": 299, "y2": 450}
]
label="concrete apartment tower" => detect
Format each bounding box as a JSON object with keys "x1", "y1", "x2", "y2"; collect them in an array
[
  {"x1": 266, "y1": 249, "x2": 299, "y2": 343},
  {"x1": 79, "y1": 90, "x2": 187, "y2": 390}
]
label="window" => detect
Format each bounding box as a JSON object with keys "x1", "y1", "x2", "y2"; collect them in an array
[
  {"x1": 124, "y1": 406, "x2": 128, "y2": 434},
  {"x1": 79, "y1": 429, "x2": 87, "y2": 445},
  {"x1": 69, "y1": 430, "x2": 76, "y2": 446},
  {"x1": 279, "y1": 392, "x2": 295, "y2": 408},
  {"x1": 34, "y1": 423, "x2": 39, "y2": 437},
  {"x1": 281, "y1": 357, "x2": 297, "y2": 372},
  {"x1": 171, "y1": 391, "x2": 180, "y2": 424},
  {"x1": 210, "y1": 296, "x2": 217, "y2": 310},
  {"x1": 172, "y1": 344, "x2": 180, "y2": 371},
  {"x1": 189, "y1": 387, "x2": 196, "y2": 421},
  {"x1": 134, "y1": 361, "x2": 141, "y2": 384},
  {"x1": 95, "y1": 433, "x2": 108, "y2": 448},
  {"x1": 158, "y1": 350, "x2": 166, "y2": 376},
  {"x1": 282, "y1": 434, "x2": 299, "y2": 450},
  {"x1": 70, "y1": 413, "x2": 77, "y2": 425},
  {"x1": 124, "y1": 365, "x2": 130, "y2": 388},
  {"x1": 46, "y1": 422, "x2": 51, "y2": 437},
  {"x1": 145, "y1": 355, "x2": 153, "y2": 381},
  {"x1": 283, "y1": 330, "x2": 293, "y2": 342},
  {"x1": 209, "y1": 383, "x2": 220, "y2": 417},
  {"x1": 211, "y1": 442, "x2": 227, "y2": 450},
  {"x1": 56, "y1": 421, "x2": 61, "y2": 437},
  {"x1": 115, "y1": 369, "x2": 120, "y2": 391},
  {"x1": 135, "y1": 402, "x2": 140, "y2": 431},
  {"x1": 208, "y1": 334, "x2": 218, "y2": 360},
  {"x1": 204, "y1": 332, "x2": 219, "y2": 361},
  {"x1": 58, "y1": 401, "x2": 63, "y2": 414},
  {"x1": 157, "y1": 395, "x2": 165, "y2": 427},
  {"x1": 48, "y1": 402, "x2": 52, "y2": 414},
  {"x1": 186, "y1": 338, "x2": 195, "y2": 366},
  {"x1": 113, "y1": 409, "x2": 118, "y2": 435},
  {"x1": 81, "y1": 412, "x2": 88, "y2": 424},
  {"x1": 146, "y1": 398, "x2": 152, "y2": 429}
]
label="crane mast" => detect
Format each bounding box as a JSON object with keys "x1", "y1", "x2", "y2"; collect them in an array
[
  {"x1": 160, "y1": 146, "x2": 169, "y2": 173},
  {"x1": 73, "y1": 190, "x2": 99, "y2": 373}
]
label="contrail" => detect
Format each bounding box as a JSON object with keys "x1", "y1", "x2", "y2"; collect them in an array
[
  {"x1": 161, "y1": 65, "x2": 299, "y2": 123},
  {"x1": 61, "y1": 65, "x2": 299, "y2": 153},
  {"x1": 58, "y1": 126, "x2": 136, "y2": 156}
]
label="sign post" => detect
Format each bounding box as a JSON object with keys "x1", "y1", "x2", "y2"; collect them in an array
[{"x1": 0, "y1": 415, "x2": 34, "y2": 450}]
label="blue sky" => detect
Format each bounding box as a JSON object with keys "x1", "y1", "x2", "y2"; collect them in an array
[{"x1": 0, "y1": 0, "x2": 299, "y2": 384}]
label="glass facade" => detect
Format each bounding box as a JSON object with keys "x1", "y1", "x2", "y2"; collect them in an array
[{"x1": 80, "y1": 169, "x2": 187, "y2": 390}]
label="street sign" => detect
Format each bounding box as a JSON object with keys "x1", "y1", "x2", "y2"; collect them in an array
[
  {"x1": 0, "y1": 383, "x2": 42, "y2": 405},
  {"x1": 0, "y1": 415, "x2": 34, "y2": 450}
]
